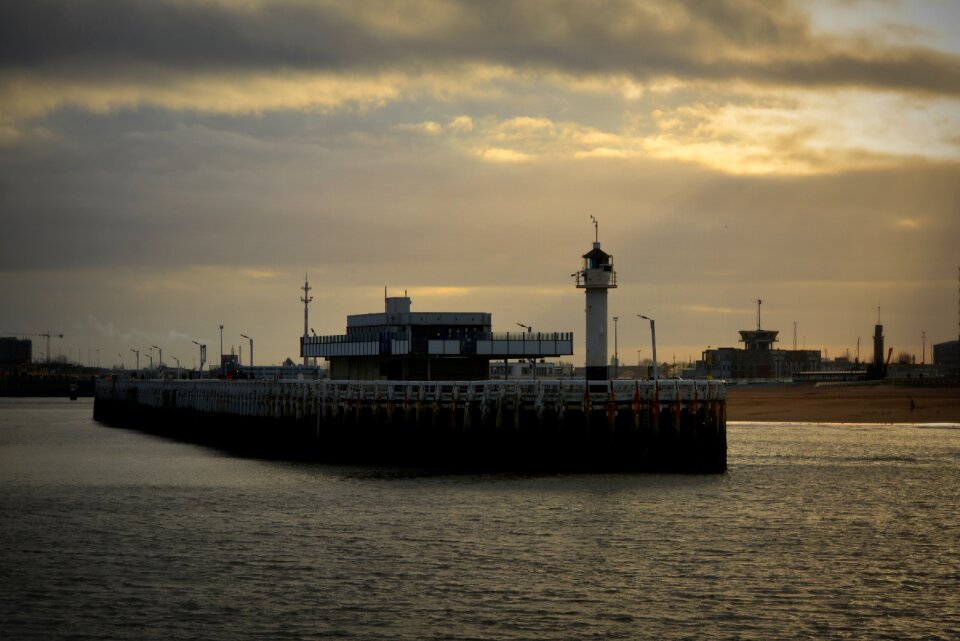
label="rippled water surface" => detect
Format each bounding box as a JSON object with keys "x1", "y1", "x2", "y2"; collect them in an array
[{"x1": 2, "y1": 398, "x2": 958, "y2": 640}]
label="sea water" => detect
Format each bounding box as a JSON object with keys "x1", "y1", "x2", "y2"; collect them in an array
[{"x1": 1, "y1": 398, "x2": 958, "y2": 640}]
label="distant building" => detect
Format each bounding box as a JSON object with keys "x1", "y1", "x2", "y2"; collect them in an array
[
  {"x1": 933, "y1": 340, "x2": 959, "y2": 369},
  {"x1": 689, "y1": 313, "x2": 821, "y2": 380},
  {"x1": 301, "y1": 296, "x2": 574, "y2": 381},
  {"x1": 886, "y1": 362, "x2": 948, "y2": 382},
  {"x1": 489, "y1": 360, "x2": 575, "y2": 380},
  {"x1": 695, "y1": 345, "x2": 821, "y2": 380},
  {"x1": 220, "y1": 353, "x2": 239, "y2": 374},
  {"x1": 0, "y1": 337, "x2": 32, "y2": 366},
  {"x1": 238, "y1": 365, "x2": 326, "y2": 381}
]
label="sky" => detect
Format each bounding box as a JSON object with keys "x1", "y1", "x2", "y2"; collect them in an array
[{"x1": 1, "y1": 0, "x2": 959, "y2": 370}]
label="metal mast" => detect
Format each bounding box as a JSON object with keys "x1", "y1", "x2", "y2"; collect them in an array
[
  {"x1": 39, "y1": 332, "x2": 63, "y2": 364},
  {"x1": 301, "y1": 275, "x2": 313, "y2": 366}
]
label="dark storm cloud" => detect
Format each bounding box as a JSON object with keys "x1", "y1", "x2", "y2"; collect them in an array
[{"x1": 2, "y1": 0, "x2": 959, "y2": 95}]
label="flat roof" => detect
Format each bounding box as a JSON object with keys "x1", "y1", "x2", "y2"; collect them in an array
[{"x1": 348, "y1": 312, "x2": 492, "y2": 328}]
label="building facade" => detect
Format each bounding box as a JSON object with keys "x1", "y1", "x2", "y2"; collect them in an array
[
  {"x1": 933, "y1": 339, "x2": 959, "y2": 369},
  {"x1": 0, "y1": 337, "x2": 32, "y2": 366},
  {"x1": 301, "y1": 296, "x2": 574, "y2": 381},
  {"x1": 692, "y1": 324, "x2": 821, "y2": 381}
]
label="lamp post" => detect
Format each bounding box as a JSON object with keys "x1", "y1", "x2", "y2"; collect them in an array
[
  {"x1": 240, "y1": 334, "x2": 253, "y2": 368},
  {"x1": 219, "y1": 325, "x2": 224, "y2": 370},
  {"x1": 146, "y1": 348, "x2": 153, "y2": 371},
  {"x1": 152, "y1": 345, "x2": 162, "y2": 369},
  {"x1": 638, "y1": 315, "x2": 658, "y2": 381},
  {"x1": 612, "y1": 316, "x2": 619, "y2": 379},
  {"x1": 192, "y1": 340, "x2": 206, "y2": 373},
  {"x1": 516, "y1": 323, "x2": 535, "y2": 379},
  {"x1": 130, "y1": 348, "x2": 139, "y2": 372}
]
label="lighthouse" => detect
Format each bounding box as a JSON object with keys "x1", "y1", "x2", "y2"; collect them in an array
[{"x1": 575, "y1": 219, "x2": 617, "y2": 380}]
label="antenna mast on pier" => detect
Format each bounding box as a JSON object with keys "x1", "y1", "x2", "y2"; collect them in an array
[
  {"x1": 301, "y1": 275, "x2": 314, "y2": 366},
  {"x1": 757, "y1": 299, "x2": 762, "y2": 330}
]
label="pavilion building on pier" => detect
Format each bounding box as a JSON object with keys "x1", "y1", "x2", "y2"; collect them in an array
[{"x1": 301, "y1": 296, "x2": 573, "y2": 381}]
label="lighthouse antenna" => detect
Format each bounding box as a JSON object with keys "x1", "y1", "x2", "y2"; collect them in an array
[{"x1": 589, "y1": 215, "x2": 598, "y2": 242}]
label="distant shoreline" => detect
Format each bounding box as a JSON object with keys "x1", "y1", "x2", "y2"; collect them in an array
[{"x1": 726, "y1": 384, "x2": 960, "y2": 424}]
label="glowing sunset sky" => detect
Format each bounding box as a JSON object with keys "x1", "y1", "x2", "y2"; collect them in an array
[{"x1": 1, "y1": 0, "x2": 958, "y2": 368}]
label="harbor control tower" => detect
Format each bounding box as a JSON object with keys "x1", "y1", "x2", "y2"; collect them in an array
[{"x1": 574, "y1": 219, "x2": 617, "y2": 380}]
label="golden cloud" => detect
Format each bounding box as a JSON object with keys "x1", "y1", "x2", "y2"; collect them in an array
[
  {"x1": 2, "y1": 61, "x2": 957, "y2": 176},
  {"x1": 408, "y1": 286, "x2": 474, "y2": 297},
  {"x1": 0, "y1": 65, "x2": 518, "y2": 132},
  {"x1": 476, "y1": 147, "x2": 534, "y2": 163},
  {"x1": 893, "y1": 218, "x2": 922, "y2": 229},
  {"x1": 396, "y1": 121, "x2": 444, "y2": 135}
]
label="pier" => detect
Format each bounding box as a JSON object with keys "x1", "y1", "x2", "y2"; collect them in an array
[{"x1": 94, "y1": 378, "x2": 726, "y2": 472}]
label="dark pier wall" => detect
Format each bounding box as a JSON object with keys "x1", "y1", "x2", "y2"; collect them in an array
[{"x1": 93, "y1": 380, "x2": 726, "y2": 473}]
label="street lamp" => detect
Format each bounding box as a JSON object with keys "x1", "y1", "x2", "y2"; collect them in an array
[
  {"x1": 612, "y1": 316, "x2": 619, "y2": 379},
  {"x1": 151, "y1": 345, "x2": 162, "y2": 369},
  {"x1": 516, "y1": 323, "x2": 535, "y2": 379},
  {"x1": 219, "y1": 325, "x2": 224, "y2": 370},
  {"x1": 192, "y1": 340, "x2": 207, "y2": 373},
  {"x1": 130, "y1": 348, "x2": 139, "y2": 372},
  {"x1": 638, "y1": 315, "x2": 658, "y2": 381},
  {"x1": 240, "y1": 333, "x2": 253, "y2": 368}
]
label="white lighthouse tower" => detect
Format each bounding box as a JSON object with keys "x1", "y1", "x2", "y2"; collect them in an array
[{"x1": 575, "y1": 217, "x2": 617, "y2": 380}]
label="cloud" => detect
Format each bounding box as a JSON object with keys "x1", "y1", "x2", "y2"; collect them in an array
[
  {"x1": 3, "y1": 1, "x2": 958, "y2": 183},
  {"x1": 239, "y1": 268, "x2": 281, "y2": 279},
  {"x1": 448, "y1": 115, "x2": 474, "y2": 132},
  {"x1": 85, "y1": 315, "x2": 117, "y2": 338},
  {"x1": 396, "y1": 121, "x2": 444, "y2": 135},
  {"x1": 2, "y1": 0, "x2": 958, "y2": 368},
  {"x1": 2, "y1": 0, "x2": 960, "y2": 126},
  {"x1": 408, "y1": 286, "x2": 474, "y2": 298},
  {"x1": 378, "y1": 90, "x2": 960, "y2": 174},
  {"x1": 685, "y1": 304, "x2": 743, "y2": 315},
  {"x1": 893, "y1": 217, "x2": 922, "y2": 229},
  {"x1": 476, "y1": 147, "x2": 534, "y2": 163}
]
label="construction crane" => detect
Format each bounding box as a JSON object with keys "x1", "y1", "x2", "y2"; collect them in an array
[{"x1": 2, "y1": 332, "x2": 64, "y2": 363}]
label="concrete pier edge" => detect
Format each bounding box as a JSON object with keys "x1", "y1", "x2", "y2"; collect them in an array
[{"x1": 94, "y1": 378, "x2": 727, "y2": 473}]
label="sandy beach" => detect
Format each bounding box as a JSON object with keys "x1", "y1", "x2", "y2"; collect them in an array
[{"x1": 725, "y1": 384, "x2": 960, "y2": 423}]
